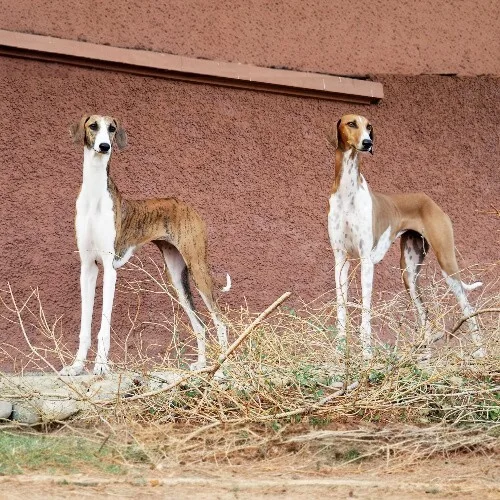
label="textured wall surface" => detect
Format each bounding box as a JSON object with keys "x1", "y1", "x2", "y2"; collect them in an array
[
  {"x1": 0, "y1": 56, "x2": 498, "y2": 369},
  {"x1": 1, "y1": 0, "x2": 499, "y2": 77}
]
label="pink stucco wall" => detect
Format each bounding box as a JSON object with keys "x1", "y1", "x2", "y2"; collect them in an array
[
  {"x1": 1, "y1": 0, "x2": 499, "y2": 77},
  {"x1": 0, "y1": 55, "x2": 498, "y2": 369},
  {"x1": 0, "y1": 1, "x2": 499, "y2": 369}
]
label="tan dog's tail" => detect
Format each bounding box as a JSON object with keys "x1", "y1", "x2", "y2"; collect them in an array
[{"x1": 462, "y1": 281, "x2": 482, "y2": 292}]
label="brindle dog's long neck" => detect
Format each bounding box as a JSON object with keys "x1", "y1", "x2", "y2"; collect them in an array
[
  {"x1": 82, "y1": 148, "x2": 109, "y2": 193},
  {"x1": 81, "y1": 148, "x2": 124, "y2": 245}
]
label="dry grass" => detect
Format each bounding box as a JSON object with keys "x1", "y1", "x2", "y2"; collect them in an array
[{"x1": 0, "y1": 257, "x2": 498, "y2": 470}]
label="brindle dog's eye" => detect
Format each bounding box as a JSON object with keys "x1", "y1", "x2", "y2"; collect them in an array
[
  {"x1": 108, "y1": 125, "x2": 116, "y2": 133},
  {"x1": 89, "y1": 123, "x2": 98, "y2": 131},
  {"x1": 347, "y1": 121, "x2": 357, "y2": 128}
]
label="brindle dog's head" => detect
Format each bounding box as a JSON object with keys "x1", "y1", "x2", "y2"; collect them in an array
[
  {"x1": 335, "y1": 114, "x2": 373, "y2": 154},
  {"x1": 70, "y1": 115, "x2": 127, "y2": 154}
]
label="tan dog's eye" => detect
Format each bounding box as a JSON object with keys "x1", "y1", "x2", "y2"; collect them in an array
[
  {"x1": 109, "y1": 125, "x2": 116, "y2": 133},
  {"x1": 89, "y1": 123, "x2": 98, "y2": 131},
  {"x1": 347, "y1": 121, "x2": 357, "y2": 128},
  {"x1": 367, "y1": 124, "x2": 372, "y2": 131}
]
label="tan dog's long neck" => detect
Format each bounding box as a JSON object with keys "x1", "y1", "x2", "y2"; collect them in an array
[{"x1": 331, "y1": 147, "x2": 360, "y2": 194}]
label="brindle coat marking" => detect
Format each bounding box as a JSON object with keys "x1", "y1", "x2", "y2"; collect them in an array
[
  {"x1": 327, "y1": 114, "x2": 484, "y2": 360},
  {"x1": 61, "y1": 115, "x2": 230, "y2": 376}
]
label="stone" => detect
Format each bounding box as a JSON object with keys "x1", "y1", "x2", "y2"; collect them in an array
[
  {"x1": 0, "y1": 400, "x2": 13, "y2": 420},
  {"x1": 39, "y1": 399, "x2": 79, "y2": 422},
  {"x1": 11, "y1": 402, "x2": 41, "y2": 424},
  {"x1": 87, "y1": 375, "x2": 139, "y2": 400}
]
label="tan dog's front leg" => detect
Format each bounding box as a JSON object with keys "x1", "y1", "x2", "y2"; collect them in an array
[
  {"x1": 334, "y1": 250, "x2": 350, "y2": 344},
  {"x1": 360, "y1": 259, "x2": 374, "y2": 359}
]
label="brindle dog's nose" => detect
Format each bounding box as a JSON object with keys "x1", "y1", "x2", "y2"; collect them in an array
[{"x1": 99, "y1": 143, "x2": 111, "y2": 153}]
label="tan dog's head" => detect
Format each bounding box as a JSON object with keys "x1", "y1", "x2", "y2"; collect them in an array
[
  {"x1": 70, "y1": 115, "x2": 127, "y2": 154},
  {"x1": 335, "y1": 114, "x2": 373, "y2": 154}
]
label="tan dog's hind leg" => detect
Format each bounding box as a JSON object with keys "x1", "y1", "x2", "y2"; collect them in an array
[
  {"x1": 400, "y1": 231, "x2": 436, "y2": 359},
  {"x1": 417, "y1": 203, "x2": 484, "y2": 358}
]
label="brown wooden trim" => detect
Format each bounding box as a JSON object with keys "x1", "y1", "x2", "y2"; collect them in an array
[{"x1": 0, "y1": 29, "x2": 383, "y2": 103}]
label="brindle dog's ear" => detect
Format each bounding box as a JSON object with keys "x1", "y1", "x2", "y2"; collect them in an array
[
  {"x1": 114, "y1": 121, "x2": 128, "y2": 150},
  {"x1": 336, "y1": 118, "x2": 342, "y2": 144},
  {"x1": 369, "y1": 125, "x2": 374, "y2": 155},
  {"x1": 70, "y1": 115, "x2": 90, "y2": 145}
]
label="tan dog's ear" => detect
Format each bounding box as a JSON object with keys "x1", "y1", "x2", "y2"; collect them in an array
[
  {"x1": 325, "y1": 120, "x2": 340, "y2": 148},
  {"x1": 114, "y1": 121, "x2": 127, "y2": 150},
  {"x1": 70, "y1": 115, "x2": 90, "y2": 145}
]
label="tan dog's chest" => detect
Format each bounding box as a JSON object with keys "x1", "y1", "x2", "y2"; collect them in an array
[{"x1": 328, "y1": 164, "x2": 374, "y2": 259}]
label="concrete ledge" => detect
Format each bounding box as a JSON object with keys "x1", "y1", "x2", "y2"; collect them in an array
[
  {"x1": 0, "y1": 29, "x2": 383, "y2": 104},
  {"x1": 0, "y1": 364, "x2": 348, "y2": 423},
  {"x1": 0, "y1": 373, "x2": 144, "y2": 423},
  {"x1": 0, "y1": 371, "x2": 195, "y2": 423}
]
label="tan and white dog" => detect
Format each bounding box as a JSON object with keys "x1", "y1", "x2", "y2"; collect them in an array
[
  {"x1": 60, "y1": 115, "x2": 230, "y2": 376},
  {"x1": 327, "y1": 114, "x2": 484, "y2": 360}
]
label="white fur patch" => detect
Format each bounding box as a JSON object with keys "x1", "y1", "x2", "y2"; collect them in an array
[
  {"x1": 76, "y1": 149, "x2": 116, "y2": 263},
  {"x1": 221, "y1": 273, "x2": 232, "y2": 292},
  {"x1": 358, "y1": 126, "x2": 372, "y2": 150},
  {"x1": 328, "y1": 150, "x2": 374, "y2": 260},
  {"x1": 61, "y1": 144, "x2": 118, "y2": 376},
  {"x1": 94, "y1": 116, "x2": 112, "y2": 153},
  {"x1": 328, "y1": 149, "x2": 382, "y2": 358},
  {"x1": 371, "y1": 225, "x2": 392, "y2": 264},
  {"x1": 442, "y1": 271, "x2": 484, "y2": 353},
  {"x1": 462, "y1": 280, "x2": 483, "y2": 291}
]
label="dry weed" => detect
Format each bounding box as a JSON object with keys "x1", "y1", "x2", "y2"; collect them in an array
[{"x1": 0, "y1": 257, "x2": 498, "y2": 468}]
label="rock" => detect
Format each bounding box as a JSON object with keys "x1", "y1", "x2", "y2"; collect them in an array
[
  {"x1": 0, "y1": 374, "x2": 106, "y2": 400},
  {"x1": 39, "y1": 399, "x2": 78, "y2": 422},
  {"x1": 0, "y1": 400, "x2": 13, "y2": 420},
  {"x1": 11, "y1": 402, "x2": 41, "y2": 424},
  {"x1": 75, "y1": 400, "x2": 94, "y2": 414},
  {"x1": 88, "y1": 375, "x2": 138, "y2": 400}
]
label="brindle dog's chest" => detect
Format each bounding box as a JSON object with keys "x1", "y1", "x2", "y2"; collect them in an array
[{"x1": 75, "y1": 187, "x2": 116, "y2": 261}]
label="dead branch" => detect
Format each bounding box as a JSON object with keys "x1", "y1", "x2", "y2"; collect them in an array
[
  {"x1": 450, "y1": 308, "x2": 500, "y2": 335},
  {"x1": 101, "y1": 291, "x2": 291, "y2": 404}
]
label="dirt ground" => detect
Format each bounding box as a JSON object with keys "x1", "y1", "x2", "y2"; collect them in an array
[{"x1": 1, "y1": 454, "x2": 498, "y2": 499}]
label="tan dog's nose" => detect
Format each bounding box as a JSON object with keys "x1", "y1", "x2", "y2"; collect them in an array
[{"x1": 362, "y1": 139, "x2": 373, "y2": 153}]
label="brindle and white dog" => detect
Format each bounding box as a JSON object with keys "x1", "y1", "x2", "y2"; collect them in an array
[
  {"x1": 60, "y1": 115, "x2": 230, "y2": 376},
  {"x1": 327, "y1": 114, "x2": 484, "y2": 360}
]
